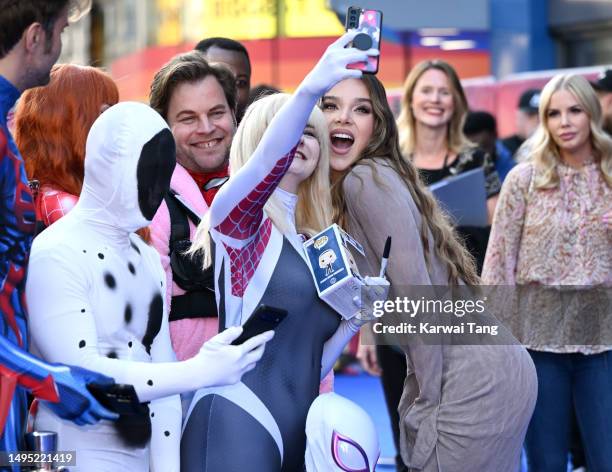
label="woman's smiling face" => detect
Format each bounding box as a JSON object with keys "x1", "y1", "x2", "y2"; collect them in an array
[{"x1": 410, "y1": 68, "x2": 455, "y2": 130}]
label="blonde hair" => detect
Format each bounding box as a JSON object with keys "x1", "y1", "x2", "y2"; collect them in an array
[
  {"x1": 191, "y1": 93, "x2": 333, "y2": 267},
  {"x1": 397, "y1": 59, "x2": 473, "y2": 158},
  {"x1": 522, "y1": 73, "x2": 612, "y2": 188},
  {"x1": 330, "y1": 75, "x2": 479, "y2": 285}
]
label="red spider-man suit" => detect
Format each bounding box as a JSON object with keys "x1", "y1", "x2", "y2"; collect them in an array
[{"x1": 35, "y1": 187, "x2": 78, "y2": 226}]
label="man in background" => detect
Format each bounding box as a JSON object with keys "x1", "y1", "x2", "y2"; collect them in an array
[
  {"x1": 464, "y1": 110, "x2": 516, "y2": 182},
  {"x1": 501, "y1": 88, "x2": 541, "y2": 159},
  {"x1": 195, "y1": 37, "x2": 251, "y2": 123},
  {"x1": 149, "y1": 52, "x2": 237, "y2": 363}
]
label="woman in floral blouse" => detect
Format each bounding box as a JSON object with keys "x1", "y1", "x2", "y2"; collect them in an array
[{"x1": 483, "y1": 73, "x2": 612, "y2": 471}]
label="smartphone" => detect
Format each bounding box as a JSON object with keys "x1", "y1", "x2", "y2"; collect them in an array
[
  {"x1": 231, "y1": 304, "x2": 288, "y2": 346},
  {"x1": 87, "y1": 383, "x2": 146, "y2": 416},
  {"x1": 345, "y1": 6, "x2": 383, "y2": 74}
]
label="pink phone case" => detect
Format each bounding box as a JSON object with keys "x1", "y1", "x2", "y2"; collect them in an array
[{"x1": 346, "y1": 7, "x2": 382, "y2": 74}]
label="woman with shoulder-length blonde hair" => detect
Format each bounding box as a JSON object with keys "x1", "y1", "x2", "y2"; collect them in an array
[
  {"x1": 483, "y1": 73, "x2": 612, "y2": 470},
  {"x1": 521, "y1": 74, "x2": 612, "y2": 187},
  {"x1": 191, "y1": 93, "x2": 338, "y2": 391},
  {"x1": 397, "y1": 59, "x2": 472, "y2": 159},
  {"x1": 188, "y1": 93, "x2": 337, "y2": 393},
  {"x1": 190, "y1": 92, "x2": 333, "y2": 270},
  {"x1": 396, "y1": 59, "x2": 501, "y2": 272},
  {"x1": 322, "y1": 74, "x2": 537, "y2": 472},
  {"x1": 15, "y1": 64, "x2": 119, "y2": 227}
]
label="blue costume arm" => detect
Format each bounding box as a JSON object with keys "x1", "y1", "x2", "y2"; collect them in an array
[
  {"x1": 0, "y1": 335, "x2": 117, "y2": 426},
  {"x1": 0, "y1": 126, "x2": 116, "y2": 430}
]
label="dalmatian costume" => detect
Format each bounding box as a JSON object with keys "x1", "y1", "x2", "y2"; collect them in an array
[{"x1": 25, "y1": 102, "x2": 266, "y2": 471}]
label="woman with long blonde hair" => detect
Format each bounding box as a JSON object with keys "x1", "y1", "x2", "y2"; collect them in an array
[
  {"x1": 192, "y1": 91, "x2": 333, "y2": 264},
  {"x1": 483, "y1": 73, "x2": 612, "y2": 470},
  {"x1": 322, "y1": 74, "x2": 537, "y2": 471},
  {"x1": 190, "y1": 93, "x2": 337, "y2": 396},
  {"x1": 181, "y1": 33, "x2": 383, "y2": 471}
]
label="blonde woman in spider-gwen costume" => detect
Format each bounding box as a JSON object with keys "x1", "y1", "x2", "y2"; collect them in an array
[{"x1": 182, "y1": 33, "x2": 387, "y2": 471}]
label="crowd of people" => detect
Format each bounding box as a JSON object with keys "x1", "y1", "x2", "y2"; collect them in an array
[{"x1": 1, "y1": 1, "x2": 610, "y2": 471}]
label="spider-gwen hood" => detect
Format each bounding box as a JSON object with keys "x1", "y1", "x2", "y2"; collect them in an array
[
  {"x1": 305, "y1": 393, "x2": 380, "y2": 472},
  {"x1": 77, "y1": 101, "x2": 176, "y2": 233}
]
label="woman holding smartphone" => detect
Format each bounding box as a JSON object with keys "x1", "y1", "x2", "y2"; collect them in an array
[
  {"x1": 483, "y1": 74, "x2": 612, "y2": 470},
  {"x1": 182, "y1": 33, "x2": 384, "y2": 471},
  {"x1": 321, "y1": 75, "x2": 537, "y2": 471}
]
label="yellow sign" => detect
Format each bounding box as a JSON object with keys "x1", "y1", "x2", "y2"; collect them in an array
[
  {"x1": 157, "y1": 0, "x2": 183, "y2": 45},
  {"x1": 180, "y1": 0, "x2": 343, "y2": 41},
  {"x1": 314, "y1": 235, "x2": 329, "y2": 249},
  {"x1": 284, "y1": 0, "x2": 344, "y2": 38},
  {"x1": 198, "y1": 0, "x2": 277, "y2": 40}
]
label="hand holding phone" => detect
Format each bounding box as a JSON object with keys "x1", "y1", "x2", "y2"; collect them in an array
[
  {"x1": 231, "y1": 304, "x2": 288, "y2": 346},
  {"x1": 345, "y1": 6, "x2": 383, "y2": 74}
]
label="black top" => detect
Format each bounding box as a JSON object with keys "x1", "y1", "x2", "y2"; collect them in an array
[
  {"x1": 416, "y1": 148, "x2": 500, "y2": 274},
  {"x1": 501, "y1": 134, "x2": 524, "y2": 158},
  {"x1": 417, "y1": 148, "x2": 501, "y2": 197}
]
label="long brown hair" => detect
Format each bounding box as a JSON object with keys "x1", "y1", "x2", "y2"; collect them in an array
[
  {"x1": 397, "y1": 59, "x2": 473, "y2": 158},
  {"x1": 15, "y1": 64, "x2": 119, "y2": 196},
  {"x1": 330, "y1": 75, "x2": 479, "y2": 285}
]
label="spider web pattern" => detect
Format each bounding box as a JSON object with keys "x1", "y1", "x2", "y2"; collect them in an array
[
  {"x1": 215, "y1": 145, "x2": 297, "y2": 240},
  {"x1": 40, "y1": 190, "x2": 78, "y2": 226},
  {"x1": 224, "y1": 218, "x2": 272, "y2": 297}
]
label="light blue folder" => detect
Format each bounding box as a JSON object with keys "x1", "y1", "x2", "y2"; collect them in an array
[{"x1": 429, "y1": 167, "x2": 488, "y2": 227}]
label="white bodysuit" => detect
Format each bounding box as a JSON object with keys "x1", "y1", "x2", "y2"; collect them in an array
[{"x1": 26, "y1": 102, "x2": 183, "y2": 471}]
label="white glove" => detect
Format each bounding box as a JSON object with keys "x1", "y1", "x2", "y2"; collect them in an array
[
  {"x1": 300, "y1": 31, "x2": 379, "y2": 99},
  {"x1": 352, "y1": 276, "x2": 391, "y2": 326},
  {"x1": 188, "y1": 326, "x2": 273, "y2": 389},
  {"x1": 321, "y1": 277, "x2": 389, "y2": 376}
]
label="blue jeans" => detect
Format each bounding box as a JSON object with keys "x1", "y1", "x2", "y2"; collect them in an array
[{"x1": 525, "y1": 350, "x2": 612, "y2": 472}]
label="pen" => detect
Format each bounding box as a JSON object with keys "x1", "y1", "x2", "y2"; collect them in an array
[{"x1": 378, "y1": 236, "x2": 392, "y2": 278}]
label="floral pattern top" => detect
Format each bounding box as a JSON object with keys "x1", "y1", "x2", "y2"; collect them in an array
[{"x1": 482, "y1": 160, "x2": 612, "y2": 354}]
